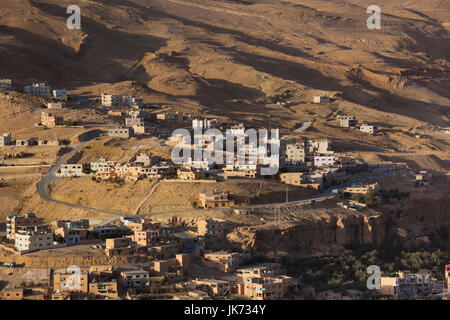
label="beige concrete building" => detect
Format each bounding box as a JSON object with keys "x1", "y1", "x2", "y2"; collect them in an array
[
  {"x1": 60, "y1": 164, "x2": 83, "y2": 177},
  {"x1": 0, "y1": 133, "x2": 12, "y2": 146},
  {"x1": 108, "y1": 127, "x2": 133, "y2": 138},
  {"x1": 236, "y1": 263, "x2": 281, "y2": 279},
  {"x1": 202, "y1": 251, "x2": 247, "y2": 273},
  {"x1": 378, "y1": 272, "x2": 431, "y2": 296},
  {"x1": 177, "y1": 169, "x2": 206, "y2": 180},
  {"x1": 285, "y1": 143, "x2": 305, "y2": 164},
  {"x1": 221, "y1": 167, "x2": 257, "y2": 178},
  {"x1": 15, "y1": 232, "x2": 54, "y2": 252},
  {"x1": 6, "y1": 213, "x2": 43, "y2": 239},
  {"x1": 47, "y1": 102, "x2": 65, "y2": 109},
  {"x1": 360, "y1": 124, "x2": 378, "y2": 134},
  {"x1": 192, "y1": 279, "x2": 232, "y2": 296},
  {"x1": 53, "y1": 270, "x2": 89, "y2": 294},
  {"x1": 197, "y1": 192, "x2": 235, "y2": 209},
  {"x1": 337, "y1": 115, "x2": 357, "y2": 127},
  {"x1": 120, "y1": 270, "x2": 150, "y2": 287},
  {"x1": 37, "y1": 138, "x2": 60, "y2": 146},
  {"x1": 88, "y1": 279, "x2": 119, "y2": 299},
  {"x1": 41, "y1": 112, "x2": 63, "y2": 127},
  {"x1": 242, "y1": 275, "x2": 294, "y2": 300},
  {"x1": 102, "y1": 93, "x2": 123, "y2": 107},
  {"x1": 2, "y1": 288, "x2": 24, "y2": 300},
  {"x1": 125, "y1": 117, "x2": 144, "y2": 127},
  {"x1": 280, "y1": 172, "x2": 305, "y2": 186},
  {"x1": 197, "y1": 219, "x2": 230, "y2": 238},
  {"x1": 344, "y1": 182, "x2": 379, "y2": 194},
  {"x1": 313, "y1": 96, "x2": 330, "y2": 103},
  {"x1": 105, "y1": 238, "x2": 133, "y2": 257}
]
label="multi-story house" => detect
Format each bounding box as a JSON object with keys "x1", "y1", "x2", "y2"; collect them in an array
[
  {"x1": 379, "y1": 272, "x2": 431, "y2": 297},
  {"x1": 360, "y1": 124, "x2": 378, "y2": 134},
  {"x1": 242, "y1": 275, "x2": 294, "y2": 300},
  {"x1": 24, "y1": 83, "x2": 51, "y2": 98},
  {"x1": 0, "y1": 133, "x2": 12, "y2": 146},
  {"x1": 52, "y1": 89, "x2": 67, "y2": 101},
  {"x1": 0, "y1": 79, "x2": 12, "y2": 91},
  {"x1": 313, "y1": 155, "x2": 336, "y2": 167},
  {"x1": 197, "y1": 192, "x2": 235, "y2": 209},
  {"x1": 41, "y1": 112, "x2": 63, "y2": 127},
  {"x1": 120, "y1": 270, "x2": 150, "y2": 287},
  {"x1": 101, "y1": 93, "x2": 123, "y2": 107},
  {"x1": 6, "y1": 213, "x2": 43, "y2": 239},
  {"x1": 202, "y1": 251, "x2": 248, "y2": 273},
  {"x1": 285, "y1": 143, "x2": 305, "y2": 165},
  {"x1": 60, "y1": 164, "x2": 83, "y2": 177},
  {"x1": 108, "y1": 127, "x2": 133, "y2": 138},
  {"x1": 15, "y1": 232, "x2": 54, "y2": 252},
  {"x1": 337, "y1": 115, "x2": 357, "y2": 127},
  {"x1": 197, "y1": 219, "x2": 230, "y2": 238}
]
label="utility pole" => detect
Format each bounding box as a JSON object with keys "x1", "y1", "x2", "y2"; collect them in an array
[{"x1": 285, "y1": 184, "x2": 288, "y2": 204}]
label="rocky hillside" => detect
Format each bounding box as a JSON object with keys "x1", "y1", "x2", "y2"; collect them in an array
[{"x1": 0, "y1": 0, "x2": 448, "y2": 127}]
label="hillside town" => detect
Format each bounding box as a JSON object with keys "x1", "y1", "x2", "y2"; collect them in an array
[{"x1": 0, "y1": 76, "x2": 448, "y2": 301}]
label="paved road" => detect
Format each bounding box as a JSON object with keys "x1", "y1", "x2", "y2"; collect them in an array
[
  {"x1": 35, "y1": 132, "x2": 396, "y2": 218},
  {"x1": 133, "y1": 180, "x2": 162, "y2": 215},
  {"x1": 35, "y1": 136, "x2": 129, "y2": 217}
]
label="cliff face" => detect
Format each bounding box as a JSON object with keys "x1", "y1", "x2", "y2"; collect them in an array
[
  {"x1": 227, "y1": 213, "x2": 386, "y2": 253},
  {"x1": 227, "y1": 197, "x2": 449, "y2": 253}
]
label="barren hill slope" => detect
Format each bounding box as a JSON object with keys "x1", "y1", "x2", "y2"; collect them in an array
[{"x1": 0, "y1": 0, "x2": 448, "y2": 127}]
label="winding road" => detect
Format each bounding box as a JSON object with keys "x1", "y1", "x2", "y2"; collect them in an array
[
  {"x1": 35, "y1": 130, "x2": 395, "y2": 218},
  {"x1": 35, "y1": 133, "x2": 130, "y2": 217}
]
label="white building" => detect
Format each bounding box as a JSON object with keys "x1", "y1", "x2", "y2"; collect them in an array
[
  {"x1": 0, "y1": 79, "x2": 12, "y2": 91},
  {"x1": 307, "y1": 139, "x2": 333, "y2": 154},
  {"x1": 90, "y1": 158, "x2": 116, "y2": 172},
  {"x1": 192, "y1": 119, "x2": 215, "y2": 130},
  {"x1": 337, "y1": 115, "x2": 357, "y2": 127},
  {"x1": 314, "y1": 155, "x2": 336, "y2": 167},
  {"x1": 60, "y1": 164, "x2": 83, "y2": 177},
  {"x1": 102, "y1": 93, "x2": 123, "y2": 107},
  {"x1": 0, "y1": 133, "x2": 12, "y2": 147},
  {"x1": 15, "y1": 232, "x2": 54, "y2": 252},
  {"x1": 379, "y1": 272, "x2": 431, "y2": 296},
  {"x1": 121, "y1": 270, "x2": 150, "y2": 287},
  {"x1": 182, "y1": 158, "x2": 211, "y2": 171},
  {"x1": 135, "y1": 153, "x2": 157, "y2": 166},
  {"x1": 124, "y1": 97, "x2": 144, "y2": 107},
  {"x1": 52, "y1": 89, "x2": 67, "y2": 101},
  {"x1": 108, "y1": 127, "x2": 133, "y2": 138},
  {"x1": 24, "y1": 83, "x2": 51, "y2": 98},
  {"x1": 313, "y1": 96, "x2": 330, "y2": 103},
  {"x1": 47, "y1": 101, "x2": 65, "y2": 109},
  {"x1": 360, "y1": 124, "x2": 378, "y2": 134}
]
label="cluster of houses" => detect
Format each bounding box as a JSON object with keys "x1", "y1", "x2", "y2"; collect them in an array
[
  {"x1": 0, "y1": 78, "x2": 67, "y2": 101},
  {"x1": 336, "y1": 114, "x2": 378, "y2": 134},
  {"x1": 1, "y1": 213, "x2": 296, "y2": 300},
  {"x1": 0, "y1": 132, "x2": 63, "y2": 148},
  {"x1": 56, "y1": 117, "x2": 384, "y2": 205},
  {"x1": 2, "y1": 212, "x2": 448, "y2": 300}
]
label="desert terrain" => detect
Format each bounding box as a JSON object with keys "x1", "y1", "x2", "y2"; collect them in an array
[{"x1": 0, "y1": 0, "x2": 448, "y2": 251}]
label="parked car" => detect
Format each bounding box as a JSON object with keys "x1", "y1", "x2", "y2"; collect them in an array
[{"x1": 4, "y1": 262, "x2": 16, "y2": 268}]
